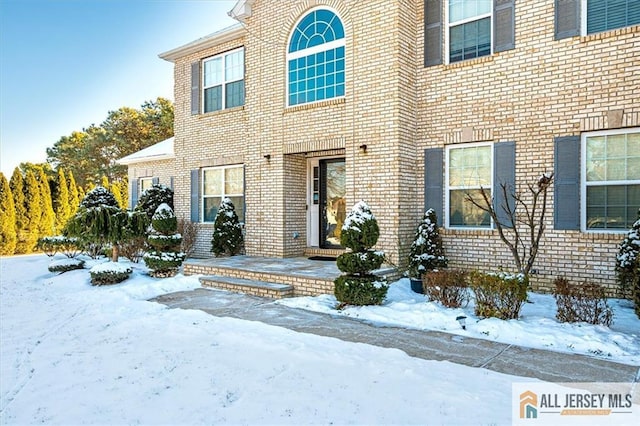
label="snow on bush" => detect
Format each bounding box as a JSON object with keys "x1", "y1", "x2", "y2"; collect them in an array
[
  {"x1": 89, "y1": 261, "x2": 132, "y2": 285},
  {"x1": 409, "y1": 208, "x2": 447, "y2": 278},
  {"x1": 211, "y1": 197, "x2": 244, "y2": 257},
  {"x1": 144, "y1": 203, "x2": 185, "y2": 277},
  {"x1": 616, "y1": 209, "x2": 640, "y2": 318},
  {"x1": 48, "y1": 257, "x2": 85, "y2": 274}
]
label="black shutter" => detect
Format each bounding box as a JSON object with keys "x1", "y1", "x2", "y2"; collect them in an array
[
  {"x1": 190, "y1": 169, "x2": 200, "y2": 222},
  {"x1": 152, "y1": 177, "x2": 159, "y2": 185},
  {"x1": 191, "y1": 62, "x2": 200, "y2": 115},
  {"x1": 424, "y1": 148, "x2": 444, "y2": 224},
  {"x1": 555, "y1": 0, "x2": 580, "y2": 40},
  {"x1": 169, "y1": 176, "x2": 174, "y2": 190},
  {"x1": 424, "y1": 0, "x2": 443, "y2": 66},
  {"x1": 494, "y1": 0, "x2": 515, "y2": 52},
  {"x1": 554, "y1": 136, "x2": 581, "y2": 230},
  {"x1": 130, "y1": 179, "x2": 139, "y2": 210},
  {"x1": 493, "y1": 141, "x2": 516, "y2": 228}
]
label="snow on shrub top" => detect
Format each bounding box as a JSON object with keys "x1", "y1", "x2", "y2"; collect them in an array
[
  {"x1": 152, "y1": 203, "x2": 175, "y2": 220},
  {"x1": 80, "y1": 186, "x2": 119, "y2": 209},
  {"x1": 342, "y1": 201, "x2": 375, "y2": 231},
  {"x1": 340, "y1": 201, "x2": 380, "y2": 252},
  {"x1": 90, "y1": 262, "x2": 132, "y2": 274}
]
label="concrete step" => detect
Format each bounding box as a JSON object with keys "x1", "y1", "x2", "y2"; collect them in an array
[{"x1": 199, "y1": 275, "x2": 294, "y2": 299}]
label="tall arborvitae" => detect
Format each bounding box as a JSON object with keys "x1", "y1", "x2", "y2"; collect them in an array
[
  {"x1": 15, "y1": 171, "x2": 41, "y2": 253},
  {"x1": 67, "y1": 170, "x2": 81, "y2": 214},
  {"x1": 10, "y1": 169, "x2": 26, "y2": 253},
  {"x1": 54, "y1": 168, "x2": 72, "y2": 233},
  {"x1": 111, "y1": 179, "x2": 126, "y2": 209},
  {"x1": 36, "y1": 167, "x2": 56, "y2": 238},
  {"x1": 0, "y1": 172, "x2": 17, "y2": 255}
]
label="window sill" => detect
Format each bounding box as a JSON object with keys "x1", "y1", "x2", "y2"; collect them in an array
[
  {"x1": 580, "y1": 24, "x2": 639, "y2": 42},
  {"x1": 441, "y1": 227, "x2": 495, "y2": 236},
  {"x1": 445, "y1": 54, "x2": 494, "y2": 69},
  {"x1": 198, "y1": 105, "x2": 245, "y2": 119},
  {"x1": 284, "y1": 97, "x2": 346, "y2": 113}
]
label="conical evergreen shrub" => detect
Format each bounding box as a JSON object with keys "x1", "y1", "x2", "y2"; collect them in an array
[
  {"x1": 54, "y1": 168, "x2": 72, "y2": 233},
  {"x1": 408, "y1": 208, "x2": 448, "y2": 278},
  {"x1": 67, "y1": 170, "x2": 81, "y2": 213},
  {"x1": 36, "y1": 168, "x2": 56, "y2": 238},
  {"x1": 135, "y1": 184, "x2": 174, "y2": 219},
  {"x1": 211, "y1": 197, "x2": 244, "y2": 256},
  {"x1": 144, "y1": 203, "x2": 185, "y2": 277},
  {"x1": 14, "y1": 170, "x2": 41, "y2": 253},
  {"x1": 0, "y1": 172, "x2": 17, "y2": 255},
  {"x1": 334, "y1": 201, "x2": 388, "y2": 307},
  {"x1": 616, "y1": 209, "x2": 640, "y2": 318}
]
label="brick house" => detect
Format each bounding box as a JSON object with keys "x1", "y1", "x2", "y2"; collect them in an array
[{"x1": 123, "y1": 0, "x2": 639, "y2": 295}]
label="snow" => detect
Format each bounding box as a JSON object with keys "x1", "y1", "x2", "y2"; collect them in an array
[
  {"x1": 89, "y1": 261, "x2": 132, "y2": 274},
  {"x1": 1, "y1": 254, "x2": 639, "y2": 425},
  {"x1": 342, "y1": 200, "x2": 374, "y2": 231},
  {"x1": 48, "y1": 257, "x2": 84, "y2": 269},
  {"x1": 153, "y1": 202, "x2": 173, "y2": 216},
  {"x1": 280, "y1": 278, "x2": 640, "y2": 365}
]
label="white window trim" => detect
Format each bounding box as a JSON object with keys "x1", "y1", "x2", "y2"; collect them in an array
[
  {"x1": 580, "y1": 127, "x2": 640, "y2": 233},
  {"x1": 139, "y1": 177, "x2": 153, "y2": 193},
  {"x1": 444, "y1": 141, "x2": 494, "y2": 229},
  {"x1": 202, "y1": 47, "x2": 244, "y2": 113},
  {"x1": 285, "y1": 6, "x2": 346, "y2": 108},
  {"x1": 201, "y1": 164, "x2": 245, "y2": 224},
  {"x1": 444, "y1": 0, "x2": 493, "y2": 65}
]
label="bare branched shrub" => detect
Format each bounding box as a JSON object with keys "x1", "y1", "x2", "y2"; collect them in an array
[
  {"x1": 119, "y1": 236, "x2": 146, "y2": 263},
  {"x1": 465, "y1": 173, "x2": 553, "y2": 277},
  {"x1": 553, "y1": 277, "x2": 613, "y2": 326},
  {"x1": 422, "y1": 269, "x2": 469, "y2": 308},
  {"x1": 177, "y1": 219, "x2": 199, "y2": 259}
]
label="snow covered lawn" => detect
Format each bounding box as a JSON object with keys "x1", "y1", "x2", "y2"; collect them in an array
[
  {"x1": 280, "y1": 278, "x2": 640, "y2": 365},
  {"x1": 1, "y1": 254, "x2": 638, "y2": 425}
]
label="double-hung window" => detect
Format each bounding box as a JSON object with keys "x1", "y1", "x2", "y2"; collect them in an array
[
  {"x1": 139, "y1": 177, "x2": 154, "y2": 194},
  {"x1": 202, "y1": 165, "x2": 245, "y2": 223},
  {"x1": 202, "y1": 48, "x2": 245, "y2": 113},
  {"x1": 287, "y1": 8, "x2": 345, "y2": 106},
  {"x1": 584, "y1": 0, "x2": 640, "y2": 35},
  {"x1": 582, "y1": 129, "x2": 640, "y2": 231},
  {"x1": 448, "y1": 0, "x2": 492, "y2": 63},
  {"x1": 446, "y1": 143, "x2": 493, "y2": 228}
]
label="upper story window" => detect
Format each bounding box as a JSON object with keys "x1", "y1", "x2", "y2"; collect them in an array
[
  {"x1": 287, "y1": 8, "x2": 345, "y2": 106},
  {"x1": 448, "y1": 0, "x2": 492, "y2": 63},
  {"x1": 446, "y1": 142, "x2": 493, "y2": 228},
  {"x1": 582, "y1": 129, "x2": 640, "y2": 231},
  {"x1": 202, "y1": 48, "x2": 245, "y2": 113},
  {"x1": 584, "y1": 0, "x2": 640, "y2": 34}
]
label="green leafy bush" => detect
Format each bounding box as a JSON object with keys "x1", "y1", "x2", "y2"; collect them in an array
[
  {"x1": 334, "y1": 201, "x2": 388, "y2": 308},
  {"x1": 211, "y1": 198, "x2": 244, "y2": 257},
  {"x1": 48, "y1": 258, "x2": 85, "y2": 273},
  {"x1": 334, "y1": 275, "x2": 388, "y2": 307},
  {"x1": 553, "y1": 277, "x2": 613, "y2": 326},
  {"x1": 423, "y1": 269, "x2": 469, "y2": 308},
  {"x1": 336, "y1": 250, "x2": 385, "y2": 275},
  {"x1": 468, "y1": 271, "x2": 528, "y2": 319},
  {"x1": 89, "y1": 262, "x2": 132, "y2": 285},
  {"x1": 37, "y1": 236, "x2": 81, "y2": 258}
]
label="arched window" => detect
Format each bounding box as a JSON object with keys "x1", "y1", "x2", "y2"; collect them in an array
[{"x1": 287, "y1": 8, "x2": 345, "y2": 106}]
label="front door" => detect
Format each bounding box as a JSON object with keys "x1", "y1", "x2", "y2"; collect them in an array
[{"x1": 307, "y1": 158, "x2": 346, "y2": 248}]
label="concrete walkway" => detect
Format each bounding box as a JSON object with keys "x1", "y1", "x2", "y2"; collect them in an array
[{"x1": 152, "y1": 288, "x2": 640, "y2": 384}]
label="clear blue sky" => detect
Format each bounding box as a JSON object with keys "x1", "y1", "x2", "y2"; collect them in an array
[{"x1": 0, "y1": 0, "x2": 237, "y2": 176}]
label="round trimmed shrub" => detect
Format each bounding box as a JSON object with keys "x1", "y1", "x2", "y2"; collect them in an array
[
  {"x1": 336, "y1": 250, "x2": 385, "y2": 275},
  {"x1": 334, "y1": 275, "x2": 389, "y2": 307},
  {"x1": 339, "y1": 201, "x2": 379, "y2": 252}
]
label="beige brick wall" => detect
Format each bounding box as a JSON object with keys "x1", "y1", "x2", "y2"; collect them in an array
[
  {"x1": 126, "y1": 158, "x2": 175, "y2": 209},
  {"x1": 415, "y1": 2, "x2": 639, "y2": 294},
  {"x1": 164, "y1": 0, "x2": 638, "y2": 294}
]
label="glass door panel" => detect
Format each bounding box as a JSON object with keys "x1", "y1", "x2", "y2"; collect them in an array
[{"x1": 320, "y1": 159, "x2": 346, "y2": 248}]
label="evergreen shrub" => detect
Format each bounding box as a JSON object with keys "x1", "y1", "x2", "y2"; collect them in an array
[
  {"x1": 553, "y1": 277, "x2": 613, "y2": 326},
  {"x1": 89, "y1": 262, "x2": 132, "y2": 285},
  {"x1": 211, "y1": 198, "x2": 244, "y2": 257},
  {"x1": 409, "y1": 208, "x2": 447, "y2": 278},
  {"x1": 468, "y1": 271, "x2": 528, "y2": 319},
  {"x1": 422, "y1": 269, "x2": 469, "y2": 308},
  {"x1": 334, "y1": 201, "x2": 388, "y2": 308},
  {"x1": 144, "y1": 203, "x2": 185, "y2": 277},
  {"x1": 615, "y1": 209, "x2": 640, "y2": 318},
  {"x1": 37, "y1": 236, "x2": 81, "y2": 258},
  {"x1": 48, "y1": 258, "x2": 85, "y2": 273},
  {"x1": 135, "y1": 184, "x2": 174, "y2": 219}
]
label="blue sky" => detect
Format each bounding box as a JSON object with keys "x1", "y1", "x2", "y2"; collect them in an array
[{"x1": 0, "y1": 0, "x2": 237, "y2": 176}]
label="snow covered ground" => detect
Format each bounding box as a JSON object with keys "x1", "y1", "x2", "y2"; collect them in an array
[
  {"x1": 1, "y1": 254, "x2": 638, "y2": 425},
  {"x1": 280, "y1": 278, "x2": 640, "y2": 366}
]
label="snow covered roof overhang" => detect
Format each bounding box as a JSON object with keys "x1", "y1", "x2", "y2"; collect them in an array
[
  {"x1": 116, "y1": 137, "x2": 175, "y2": 166},
  {"x1": 158, "y1": 23, "x2": 246, "y2": 63},
  {"x1": 228, "y1": 0, "x2": 255, "y2": 22}
]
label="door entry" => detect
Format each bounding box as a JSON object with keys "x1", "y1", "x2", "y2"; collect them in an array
[{"x1": 307, "y1": 158, "x2": 346, "y2": 248}]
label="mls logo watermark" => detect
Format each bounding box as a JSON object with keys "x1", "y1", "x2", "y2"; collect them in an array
[{"x1": 512, "y1": 382, "x2": 639, "y2": 425}]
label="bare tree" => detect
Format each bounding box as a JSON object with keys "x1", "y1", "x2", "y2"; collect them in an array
[{"x1": 465, "y1": 173, "x2": 554, "y2": 277}]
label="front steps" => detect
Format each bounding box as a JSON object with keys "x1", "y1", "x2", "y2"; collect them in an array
[{"x1": 199, "y1": 275, "x2": 294, "y2": 299}]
